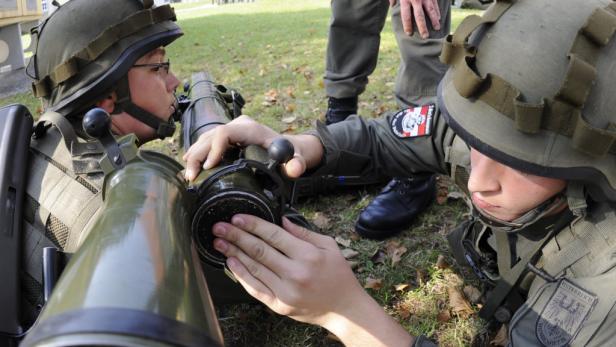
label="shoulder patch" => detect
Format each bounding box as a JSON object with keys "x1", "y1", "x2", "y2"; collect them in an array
[
  {"x1": 391, "y1": 104, "x2": 435, "y2": 139},
  {"x1": 536, "y1": 279, "x2": 598, "y2": 347}
]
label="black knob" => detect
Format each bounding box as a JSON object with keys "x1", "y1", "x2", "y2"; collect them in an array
[
  {"x1": 83, "y1": 108, "x2": 111, "y2": 139},
  {"x1": 268, "y1": 137, "x2": 294, "y2": 165}
]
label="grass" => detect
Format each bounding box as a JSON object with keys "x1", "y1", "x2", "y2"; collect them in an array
[{"x1": 0, "y1": 1, "x2": 484, "y2": 346}]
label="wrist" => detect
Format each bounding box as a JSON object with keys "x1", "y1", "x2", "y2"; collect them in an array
[{"x1": 320, "y1": 291, "x2": 414, "y2": 347}]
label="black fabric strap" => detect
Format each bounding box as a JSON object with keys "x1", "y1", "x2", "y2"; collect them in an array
[
  {"x1": 113, "y1": 77, "x2": 176, "y2": 139},
  {"x1": 479, "y1": 211, "x2": 575, "y2": 320}
]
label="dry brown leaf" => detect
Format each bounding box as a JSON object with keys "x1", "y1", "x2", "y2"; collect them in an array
[
  {"x1": 490, "y1": 324, "x2": 509, "y2": 346},
  {"x1": 447, "y1": 287, "x2": 474, "y2": 318},
  {"x1": 435, "y1": 254, "x2": 450, "y2": 269},
  {"x1": 285, "y1": 104, "x2": 296, "y2": 113},
  {"x1": 285, "y1": 87, "x2": 296, "y2": 99},
  {"x1": 350, "y1": 233, "x2": 360, "y2": 241},
  {"x1": 463, "y1": 285, "x2": 482, "y2": 304},
  {"x1": 334, "y1": 236, "x2": 351, "y2": 248},
  {"x1": 394, "y1": 283, "x2": 410, "y2": 292},
  {"x1": 280, "y1": 125, "x2": 296, "y2": 134},
  {"x1": 437, "y1": 309, "x2": 451, "y2": 323},
  {"x1": 416, "y1": 269, "x2": 426, "y2": 286},
  {"x1": 303, "y1": 69, "x2": 314, "y2": 81},
  {"x1": 447, "y1": 191, "x2": 466, "y2": 200},
  {"x1": 364, "y1": 278, "x2": 383, "y2": 290},
  {"x1": 396, "y1": 304, "x2": 411, "y2": 319},
  {"x1": 371, "y1": 249, "x2": 387, "y2": 264},
  {"x1": 341, "y1": 248, "x2": 359, "y2": 259},
  {"x1": 436, "y1": 186, "x2": 448, "y2": 205},
  {"x1": 312, "y1": 212, "x2": 330, "y2": 229},
  {"x1": 391, "y1": 246, "x2": 408, "y2": 267},
  {"x1": 281, "y1": 116, "x2": 296, "y2": 124},
  {"x1": 264, "y1": 89, "x2": 278, "y2": 105}
]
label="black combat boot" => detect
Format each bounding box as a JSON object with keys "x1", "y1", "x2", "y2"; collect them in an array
[
  {"x1": 325, "y1": 96, "x2": 358, "y2": 125},
  {"x1": 355, "y1": 175, "x2": 436, "y2": 240}
]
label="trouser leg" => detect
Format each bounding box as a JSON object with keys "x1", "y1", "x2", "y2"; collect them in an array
[
  {"x1": 391, "y1": 0, "x2": 451, "y2": 107},
  {"x1": 324, "y1": 0, "x2": 389, "y2": 99}
]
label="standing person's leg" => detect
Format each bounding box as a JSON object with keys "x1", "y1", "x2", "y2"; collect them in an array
[
  {"x1": 392, "y1": 0, "x2": 450, "y2": 107},
  {"x1": 355, "y1": 0, "x2": 451, "y2": 240},
  {"x1": 324, "y1": 0, "x2": 389, "y2": 124}
]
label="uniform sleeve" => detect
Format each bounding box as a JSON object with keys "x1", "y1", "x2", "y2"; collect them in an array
[{"x1": 304, "y1": 105, "x2": 456, "y2": 179}]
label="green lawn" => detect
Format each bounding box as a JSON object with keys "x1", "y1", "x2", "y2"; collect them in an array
[{"x1": 0, "y1": 1, "x2": 484, "y2": 346}]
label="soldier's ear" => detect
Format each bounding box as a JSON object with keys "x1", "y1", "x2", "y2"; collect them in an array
[{"x1": 95, "y1": 92, "x2": 118, "y2": 114}]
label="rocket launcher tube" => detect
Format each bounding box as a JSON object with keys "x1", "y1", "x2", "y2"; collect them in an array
[{"x1": 21, "y1": 151, "x2": 223, "y2": 347}]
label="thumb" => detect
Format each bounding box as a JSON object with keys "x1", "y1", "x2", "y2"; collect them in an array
[{"x1": 282, "y1": 155, "x2": 306, "y2": 178}]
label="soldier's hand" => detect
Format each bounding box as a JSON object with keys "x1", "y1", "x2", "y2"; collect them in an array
[
  {"x1": 390, "y1": 0, "x2": 441, "y2": 39},
  {"x1": 182, "y1": 115, "x2": 279, "y2": 181},
  {"x1": 212, "y1": 215, "x2": 367, "y2": 326}
]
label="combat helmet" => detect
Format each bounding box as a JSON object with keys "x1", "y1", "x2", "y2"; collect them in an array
[
  {"x1": 439, "y1": 0, "x2": 616, "y2": 203},
  {"x1": 28, "y1": 0, "x2": 183, "y2": 138}
]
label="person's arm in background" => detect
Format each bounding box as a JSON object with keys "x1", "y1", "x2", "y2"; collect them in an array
[{"x1": 390, "y1": 0, "x2": 442, "y2": 38}]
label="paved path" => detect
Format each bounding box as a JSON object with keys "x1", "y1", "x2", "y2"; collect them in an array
[{"x1": 0, "y1": 68, "x2": 31, "y2": 98}]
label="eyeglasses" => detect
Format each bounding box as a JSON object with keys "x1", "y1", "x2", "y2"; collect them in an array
[{"x1": 132, "y1": 60, "x2": 171, "y2": 76}]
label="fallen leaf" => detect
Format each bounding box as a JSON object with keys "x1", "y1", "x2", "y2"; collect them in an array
[
  {"x1": 364, "y1": 278, "x2": 383, "y2": 290},
  {"x1": 437, "y1": 309, "x2": 451, "y2": 323},
  {"x1": 285, "y1": 104, "x2": 296, "y2": 113},
  {"x1": 391, "y1": 246, "x2": 408, "y2": 267},
  {"x1": 435, "y1": 254, "x2": 450, "y2": 269},
  {"x1": 447, "y1": 191, "x2": 466, "y2": 200},
  {"x1": 281, "y1": 125, "x2": 296, "y2": 134},
  {"x1": 335, "y1": 236, "x2": 351, "y2": 248},
  {"x1": 436, "y1": 185, "x2": 449, "y2": 205},
  {"x1": 350, "y1": 233, "x2": 360, "y2": 241},
  {"x1": 385, "y1": 241, "x2": 407, "y2": 267},
  {"x1": 490, "y1": 324, "x2": 508, "y2": 346},
  {"x1": 264, "y1": 89, "x2": 279, "y2": 105},
  {"x1": 285, "y1": 87, "x2": 296, "y2": 98},
  {"x1": 281, "y1": 116, "x2": 296, "y2": 124},
  {"x1": 397, "y1": 304, "x2": 411, "y2": 319},
  {"x1": 463, "y1": 285, "x2": 482, "y2": 304},
  {"x1": 312, "y1": 212, "x2": 330, "y2": 229},
  {"x1": 341, "y1": 248, "x2": 359, "y2": 259},
  {"x1": 447, "y1": 287, "x2": 474, "y2": 318},
  {"x1": 416, "y1": 269, "x2": 426, "y2": 286},
  {"x1": 371, "y1": 249, "x2": 387, "y2": 264},
  {"x1": 258, "y1": 69, "x2": 265, "y2": 77},
  {"x1": 394, "y1": 283, "x2": 409, "y2": 292},
  {"x1": 303, "y1": 69, "x2": 314, "y2": 81}
]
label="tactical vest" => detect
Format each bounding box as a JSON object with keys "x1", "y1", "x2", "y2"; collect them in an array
[
  {"x1": 443, "y1": 132, "x2": 616, "y2": 345},
  {"x1": 21, "y1": 112, "x2": 106, "y2": 326}
]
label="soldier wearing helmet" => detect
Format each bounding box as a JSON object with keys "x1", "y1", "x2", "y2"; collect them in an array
[
  {"x1": 12, "y1": 0, "x2": 183, "y2": 333},
  {"x1": 184, "y1": 0, "x2": 616, "y2": 345}
]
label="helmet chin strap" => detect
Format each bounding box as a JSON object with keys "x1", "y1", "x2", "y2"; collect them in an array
[
  {"x1": 474, "y1": 192, "x2": 568, "y2": 233},
  {"x1": 111, "y1": 76, "x2": 177, "y2": 139}
]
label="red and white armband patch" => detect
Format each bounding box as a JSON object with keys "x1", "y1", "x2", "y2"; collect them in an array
[{"x1": 390, "y1": 104, "x2": 435, "y2": 138}]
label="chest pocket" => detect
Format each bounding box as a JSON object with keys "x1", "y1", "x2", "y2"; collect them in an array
[{"x1": 508, "y1": 270, "x2": 616, "y2": 347}]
